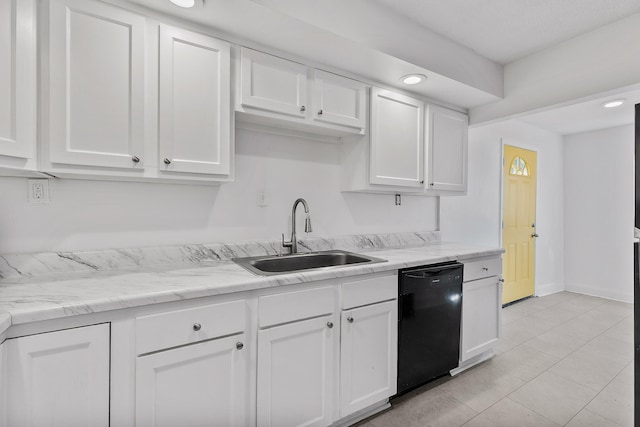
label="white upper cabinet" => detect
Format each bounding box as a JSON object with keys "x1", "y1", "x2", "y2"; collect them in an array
[
  {"x1": 158, "y1": 25, "x2": 231, "y2": 176},
  {"x1": 47, "y1": 0, "x2": 145, "y2": 170},
  {"x1": 238, "y1": 48, "x2": 367, "y2": 136},
  {"x1": 312, "y1": 70, "x2": 366, "y2": 129},
  {"x1": 240, "y1": 48, "x2": 308, "y2": 118},
  {"x1": 369, "y1": 88, "x2": 424, "y2": 188},
  {"x1": 0, "y1": 0, "x2": 36, "y2": 169},
  {"x1": 426, "y1": 104, "x2": 468, "y2": 193}
]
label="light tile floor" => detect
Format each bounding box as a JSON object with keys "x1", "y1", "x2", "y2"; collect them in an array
[{"x1": 359, "y1": 291, "x2": 634, "y2": 427}]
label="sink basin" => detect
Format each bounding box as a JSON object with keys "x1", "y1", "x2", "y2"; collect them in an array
[{"x1": 232, "y1": 250, "x2": 386, "y2": 276}]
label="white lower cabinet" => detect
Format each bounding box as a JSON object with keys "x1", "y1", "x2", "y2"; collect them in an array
[
  {"x1": 340, "y1": 300, "x2": 397, "y2": 418},
  {"x1": 460, "y1": 277, "x2": 502, "y2": 361},
  {"x1": 460, "y1": 256, "x2": 502, "y2": 364},
  {"x1": 3, "y1": 323, "x2": 110, "y2": 427},
  {"x1": 257, "y1": 314, "x2": 336, "y2": 427},
  {"x1": 136, "y1": 333, "x2": 248, "y2": 427}
]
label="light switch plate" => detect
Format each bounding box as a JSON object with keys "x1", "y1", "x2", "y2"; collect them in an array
[{"x1": 257, "y1": 190, "x2": 269, "y2": 207}]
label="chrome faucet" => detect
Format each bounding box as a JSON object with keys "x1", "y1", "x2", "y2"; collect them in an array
[{"x1": 282, "y1": 198, "x2": 312, "y2": 254}]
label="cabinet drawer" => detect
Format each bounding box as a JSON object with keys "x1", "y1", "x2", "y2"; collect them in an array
[
  {"x1": 259, "y1": 286, "x2": 335, "y2": 328},
  {"x1": 342, "y1": 273, "x2": 397, "y2": 310},
  {"x1": 136, "y1": 300, "x2": 246, "y2": 355},
  {"x1": 463, "y1": 256, "x2": 501, "y2": 282}
]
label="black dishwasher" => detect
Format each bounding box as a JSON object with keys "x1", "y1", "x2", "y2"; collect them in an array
[{"x1": 397, "y1": 262, "x2": 463, "y2": 396}]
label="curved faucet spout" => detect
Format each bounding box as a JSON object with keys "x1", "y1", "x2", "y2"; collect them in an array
[{"x1": 282, "y1": 198, "x2": 312, "y2": 254}]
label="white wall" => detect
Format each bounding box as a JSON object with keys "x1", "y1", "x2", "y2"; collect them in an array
[
  {"x1": 471, "y1": 13, "x2": 640, "y2": 125},
  {"x1": 0, "y1": 128, "x2": 438, "y2": 254},
  {"x1": 563, "y1": 125, "x2": 634, "y2": 302},
  {"x1": 441, "y1": 120, "x2": 565, "y2": 296}
]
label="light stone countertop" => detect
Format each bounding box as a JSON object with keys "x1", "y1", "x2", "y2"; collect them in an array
[{"x1": 0, "y1": 242, "x2": 503, "y2": 336}]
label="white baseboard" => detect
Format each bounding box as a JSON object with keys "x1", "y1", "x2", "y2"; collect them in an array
[
  {"x1": 450, "y1": 350, "x2": 495, "y2": 376},
  {"x1": 331, "y1": 400, "x2": 390, "y2": 427},
  {"x1": 565, "y1": 283, "x2": 632, "y2": 303},
  {"x1": 535, "y1": 282, "x2": 564, "y2": 297}
]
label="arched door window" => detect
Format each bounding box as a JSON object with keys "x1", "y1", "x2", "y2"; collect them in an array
[{"x1": 509, "y1": 156, "x2": 529, "y2": 176}]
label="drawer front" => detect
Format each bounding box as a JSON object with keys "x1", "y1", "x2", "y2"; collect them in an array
[
  {"x1": 259, "y1": 286, "x2": 335, "y2": 328},
  {"x1": 136, "y1": 300, "x2": 246, "y2": 355},
  {"x1": 463, "y1": 256, "x2": 501, "y2": 282},
  {"x1": 342, "y1": 273, "x2": 397, "y2": 310}
]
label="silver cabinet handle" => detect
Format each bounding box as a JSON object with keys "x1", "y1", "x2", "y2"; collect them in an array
[
  {"x1": 498, "y1": 278, "x2": 505, "y2": 283},
  {"x1": 327, "y1": 322, "x2": 334, "y2": 329},
  {"x1": 163, "y1": 158, "x2": 172, "y2": 165},
  {"x1": 131, "y1": 156, "x2": 140, "y2": 163},
  {"x1": 300, "y1": 105, "x2": 306, "y2": 112},
  {"x1": 531, "y1": 233, "x2": 539, "y2": 238},
  {"x1": 347, "y1": 317, "x2": 354, "y2": 323},
  {"x1": 192, "y1": 323, "x2": 202, "y2": 331},
  {"x1": 482, "y1": 267, "x2": 489, "y2": 271},
  {"x1": 236, "y1": 342, "x2": 244, "y2": 350},
  {"x1": 318, "y1": 109, "x2": 323, "y2": 116}
]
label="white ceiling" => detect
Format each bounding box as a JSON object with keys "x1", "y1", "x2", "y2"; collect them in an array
[
  {"x1": 520, "y1": 89, "x2": 640, "y2": 135},
  {"x1": 373, "y1": 0, "x2": 640, "y2": 64}
]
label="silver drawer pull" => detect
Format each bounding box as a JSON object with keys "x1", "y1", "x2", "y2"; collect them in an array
[
  {"x1": 236, "y1": 342, "x2": 244, "y2": 350},
  {"x1": 482, "y1": 267, "x2": 489, "y2": 271},
  {"x1": 327, "y1": 321, "x2": 334, "y2": 329},
  {"x1": 192, "y1": 323, "x2": 202, "y2": 331},
  {"x1": 347, "y1": 317, "x2": 354, "y2": 323}
]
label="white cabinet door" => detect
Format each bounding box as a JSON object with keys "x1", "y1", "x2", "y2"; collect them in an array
[
  {"x1": 159, "y1": 25, "x2": 231, "y2": 176},
  {"x1": 312, "y1": 70, "x2": 366, "y2": 130},
  {"x1": 240, "y1": 48, "x2": 308, "y2": 118},
  {"x1": 340, "y1": 300, "x2": 397, "y2": 418},
  {"x1": 5, "y1": 324, "x2": 110, "y2": 427},
  {"x1": 257, "y1": 315, "x2": 335, "y2": 427},
  {"x1": 48, "y1": 0, "x2": 145, "y2": 169},
  {"x1": 427, "y1": 104, "x2": 468, "y2": 192},
  {"x1": 0, "y1": 0, "x2": 36, "y2": 163},
  {"x1": 136, "y1": 334, "x2": 248, "y2": 427},
  {"x1": 370, "y1": 88, "x2": 424, "y2": 188},
  {"x1": 460, "y1": 277, "x2": 502, "y2": 361}
]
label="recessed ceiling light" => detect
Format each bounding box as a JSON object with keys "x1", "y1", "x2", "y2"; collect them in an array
[
  {"x1": 603, "y1": 99, "x2": 625, "y2": 108},
  {"x1": 401, "y1": 74, "x2": 427, "y2": 85},
  {"x1": 169, "y1": 0, "x2": 197, "y2": 8}
]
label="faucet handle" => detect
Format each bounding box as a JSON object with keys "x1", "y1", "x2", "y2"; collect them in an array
[{"x1": 282, "y1": 233, "x2": 292, "y2": 249}]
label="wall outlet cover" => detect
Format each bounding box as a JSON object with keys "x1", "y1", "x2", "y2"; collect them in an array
[{"x1": 28, "y1": 179, "x2": 50, "y2": 204}]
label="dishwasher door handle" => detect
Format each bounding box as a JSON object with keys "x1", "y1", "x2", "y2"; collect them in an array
[{"x1": 404, "y1": 263, "x2": 462, "y2": 277}]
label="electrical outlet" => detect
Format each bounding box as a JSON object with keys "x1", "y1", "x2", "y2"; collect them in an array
[
  {"x1": 28, "y1": 179, "x2": 50, "y2": 204},
  {"x1": 257, "y1": 190, "x2": 269, "y2": 207}
]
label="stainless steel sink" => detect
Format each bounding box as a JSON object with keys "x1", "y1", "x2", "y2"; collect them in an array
[{"x1": 232, "y1": 250, "x2": 386, "y2": 276}]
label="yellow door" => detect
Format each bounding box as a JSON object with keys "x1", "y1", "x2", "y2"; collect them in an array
[{"x1": 502, "y1": 145, "x2": 537, "y2": 304}]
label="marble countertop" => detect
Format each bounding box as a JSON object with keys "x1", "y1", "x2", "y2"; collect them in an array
[{"x1": 0, "y1": 242, "x2": 502, "y2": 336}]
